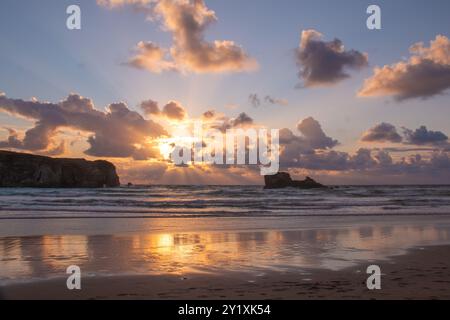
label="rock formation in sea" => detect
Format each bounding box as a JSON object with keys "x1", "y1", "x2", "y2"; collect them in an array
[
  {"x1": 264, "y1": 172, "x2": 325, "y2": 189},
  {"x1": 0, "y1": 150, "x2": 120, "y2": 188}
]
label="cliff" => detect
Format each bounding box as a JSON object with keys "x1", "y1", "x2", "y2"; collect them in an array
[
  {"x1": 0, "y1": 150, "x2": 120, "y2": 188},
  {"x1": 264, "y1": 172, "x2": 325, "y2": 189}
]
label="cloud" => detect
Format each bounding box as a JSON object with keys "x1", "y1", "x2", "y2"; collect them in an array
[
  {"x1": 277, "y1": 120, "x2": 371, "y2": 170},
  {"x1": 140, "y1": 99, "x2": 187, "y2": 120},
  {"x1": 0, "y1": 128, "x2": 26, "y2": 149},
  {"x1": 96, "y1": 0, "x2": 153, "y2": 9},
  {"x1": 359, "y1": 35, "x2": 450, "y2": 100},
  {"x1": 0, "y1": 93, "x2": 166, "y2": 159},
  {"x1": 0, "y1": 123, "x2": 59, "y2": 152},
  {"x1": 231, "y1": 112, "x2": 253, "y2": 127},
  {"x1": 162, "y1": 101, "x2": 186, "y2": 120},
  {"x1": 281, "y1": 141, "x2": 450, "y2": 181},
  {"x1": 276, "y1": 118, "x2": 450, "y2": 184},
  {"x1": 128, "y1": 41, "x2": 177, "y2": 73},
  {"x1": 43, "y1": 140, "x2": 66, "y2": 156},
  {"x1": 296, "y1": 117, "x2": 338, "y2": 149},
  {"x1": 0, "y1": 127, "x2": 67, "y2": 157},
  {"x1": 296, "y1": 29, "x2": 368, "y2": 87},
  {"x1": 360, "y1": 122, "x2": 449, "y2": 148},
  {"x1": 264, "y1": 96, "x2": 288, "y2": 106},
  {"x1": 202, "y1": 110, "x2": 215, "y2": 119},
  {"x1": 361, "y1": 122, "x2": 403, "y2": 143},
  {"x1": 248, "y1": 94, "x2": 261, "y2": 108},
  {"x1": 380, "y1": 147, "x2": 438, "y2": 153},
  {"x1": 107, "y1": 0, "x2": 258, "y2": 74},
  {"x1": 210, "y1": 112, "x2": 254, "y2": 132},
  {"x1": 248, "y1": 93, "x2": 288, "y2": 107},
  {"x1": 403, "y1": 125, "x2": 448, "y2": 145},
  {"x1": 117, "y1": 161, "x2": 168, "y2": 184},
  {"x1": 140, "y1": 99, "x2": 160, "y2": 115},
  {"x1": 117, "y1": 160, "x2": 262, "y2": 185},
  {"x1": 278, "y1": 117, "x2": 340, "y2": 169}
]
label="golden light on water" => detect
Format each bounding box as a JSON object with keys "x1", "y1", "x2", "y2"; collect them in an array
[{"x1": 2, "y1": 223, "x2": 450, "y2": 280}]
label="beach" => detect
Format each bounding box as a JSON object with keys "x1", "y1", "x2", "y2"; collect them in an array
[
  {"x1": 1, "y1": 186, "x2": 450, "y2": 300},
  {"x1": 2, "y1": 245, "x2": 450, "y2": 300}
]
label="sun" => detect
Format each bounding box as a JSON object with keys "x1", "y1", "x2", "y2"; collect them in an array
[
  {"x1": 156, "y1": 120, "x2": 200, "y2": 161},
  {"x1": 158, "y1": 139, "x2": 174, "y2": 160}
]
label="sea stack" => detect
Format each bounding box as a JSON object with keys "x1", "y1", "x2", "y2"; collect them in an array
[
  {"x1": 0, "y1": 150, "x2": 120, "y2": 188},
  {"x1": 264, "y1": 172, "x2": 325, "y2": 189}
]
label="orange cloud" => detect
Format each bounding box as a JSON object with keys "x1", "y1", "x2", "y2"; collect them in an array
[
  {"x1": 128, "y1": 41, "x2": 177, "y2": 73},
  {"x1": 359, "y1": 35, "x2": 450, "y2": 100},
  {"x1": 100, "y1": 0, "x2": 258, "y2": 74},
  {"x1": 155, "y1": 0, "x2": 257, "y2": 73}
]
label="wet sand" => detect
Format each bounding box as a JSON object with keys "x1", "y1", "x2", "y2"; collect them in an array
[{"x1": 2, "y1": 245, "x2": 450, "y2": 300}]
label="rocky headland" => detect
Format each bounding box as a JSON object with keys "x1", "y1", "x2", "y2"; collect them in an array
[{"x1": 0, "y1": 150, "x2": 120, "y2": 188}]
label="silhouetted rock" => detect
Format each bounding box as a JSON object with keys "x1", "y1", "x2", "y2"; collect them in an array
[
  {"x1": 0, "y1": 150, "x2": 120, "y2": 188},
  {"x1": 264, "y1": 172, "x2": 325, "y2": 189}
]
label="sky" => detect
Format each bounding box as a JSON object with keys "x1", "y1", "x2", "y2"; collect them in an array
[{"x1": 1, "y1": 0, "x2": 450, "y2": 185}]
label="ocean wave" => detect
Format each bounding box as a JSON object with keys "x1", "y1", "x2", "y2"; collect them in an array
[{"x1": 1, "y1": 185, "x2": 450, "y2": 219}]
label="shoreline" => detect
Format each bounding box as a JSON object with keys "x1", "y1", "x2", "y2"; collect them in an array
[
  {"x1": 3, "y1": 214, "x2": 450, "y2": 237},
  {"x1": 2, "y1": 244, "x2": 450, "y2": 300}
]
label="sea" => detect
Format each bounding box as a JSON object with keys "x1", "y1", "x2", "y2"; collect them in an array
[{"x1": 1, "y1": 185, "x2": 450, "y2": 219}]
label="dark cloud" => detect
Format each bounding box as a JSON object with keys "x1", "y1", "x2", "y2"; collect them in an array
[
  {"x1": 281, "y1": 143, "x2": 450, "y2": 180},
  {"x1": 296, "y1": 117, "x2": 338, "y2": 149},
  {"x1": 361, "y1": 123, "x2": 449, "y2": 148},
  {"x1": 275, "y1": 119, "x2": 450, "y2": 184},
  {"x1": 248, "y1": 94, "x2": 261, "y2": 108},
  {"x1": 278, "y1": 117, "x2": 340, "y2": 169},
  {"x1": 162, "y1": 101, "x2": 186, "y2": 120},
  {"x1": 403, "y1": 125, "x2": 448, "y2": 145},
  {"x1": 264, "y1": 95, "x2": 288, "y2": 106},
  {"x1": 0, "y1": 127, "x2": 67, "y2": 156},
  {"x1": 249, "y1": 93, "x2": 288, "y2": 108},
  {"x1": 361, "y1": 122, "x2": 403, "y2": 143},
  {"x1": 0, "y1": 93, "x2": 166, "y2": 159},
  {"x1": 296, "y1": 29, "x2": 368, "y2": 87},
  {"x1": 380, "y1": 147, "x2": 438, "y2": 153},
  {"x1": 430, "y1": 151, "x2": 450, "y2": 169},
  {"x1": 359, "y1": 35, "x2": 450, "y2": 100},
  {"x1": 202, "y1": 110, "x2": 215, "y2": 119},
  {"x1": 278, "y1": 118, "x2": 450, "y2": 181},
  {"x1": 0, "y1": 128, "x2": 26, "y2": 149},
  {"x1": 231, "y1": 112, "x2": 253, "y2": 127},
  {"x1": 140, "y1": 99, "x2": 187, "y2": 120},
  {"x1": 140, "y1": 99, "x2": 160, "y2": 116},
  {"x1": 373, "y1": 149, "x2": 393, "y2": 166},
  {"x1": 210, "y1": 112, "x2": 254, "y2": 132},
  {"x1": 291, "y1": 148, "x2": 380, "y2": 172}
]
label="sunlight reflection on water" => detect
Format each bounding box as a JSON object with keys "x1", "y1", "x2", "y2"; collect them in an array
[{"x1": 2, "y1": 217, "x2": 450, "y2": 283}]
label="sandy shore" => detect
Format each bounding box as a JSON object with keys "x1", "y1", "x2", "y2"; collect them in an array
[{"x1": 2, "y1": 245, "x2": 450, "y2": 300}]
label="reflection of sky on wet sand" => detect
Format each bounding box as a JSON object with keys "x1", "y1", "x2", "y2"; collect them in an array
[{"x1": 2, "y1": 219, "x2": 450, "y2": 283}]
